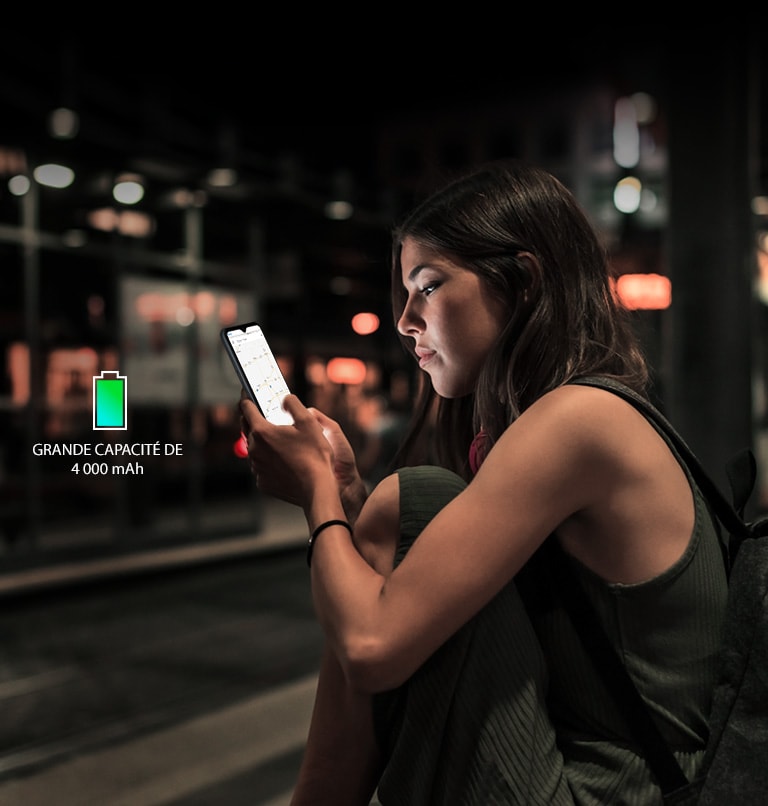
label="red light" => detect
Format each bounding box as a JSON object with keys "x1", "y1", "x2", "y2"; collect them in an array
[{"x1": 233, "y1": 433, "x2": 248, "y2": 458}]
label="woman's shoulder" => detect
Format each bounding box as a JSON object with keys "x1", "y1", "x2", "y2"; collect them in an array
[
  {"x1": 475, "y1": 383, "x2": 653, "y2": 505},
  {"x1": 502, "y1": 382, "x2": 694, "y2": 582},
  {"x1": 514, "y1": 382, "x2": 654, "y2": 449},
  {"x1": 533, "y1": 380, "x2": 643, "y2": 412},
  {"x1": 484, "y1": 381, "x2": 673, "y2": 510}
]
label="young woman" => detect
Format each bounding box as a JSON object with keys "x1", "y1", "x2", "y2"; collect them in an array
[{"x1": 240, "y1": 160, "x2": 728, "y2": 804}]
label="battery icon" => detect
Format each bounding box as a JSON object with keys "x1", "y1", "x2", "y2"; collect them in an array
[{"x1": 93, "y1": 371, "x2": 128, "y2": 430}]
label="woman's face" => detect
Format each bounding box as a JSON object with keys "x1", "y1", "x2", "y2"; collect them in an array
[{"x1": 396, "y1": 237, "x2": 508, "y2": 398}]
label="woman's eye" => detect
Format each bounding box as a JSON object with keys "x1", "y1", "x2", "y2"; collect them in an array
[{"x1": 419, "y1": 282, "x2": 439, "y2": 296}]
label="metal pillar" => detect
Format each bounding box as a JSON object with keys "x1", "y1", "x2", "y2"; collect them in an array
[
  {"x1": 22, "y1": 181, "x2": 42, "y2": 546},
  {"x1": 663, "y1": 31, "x2": 760, "y2": 499}
]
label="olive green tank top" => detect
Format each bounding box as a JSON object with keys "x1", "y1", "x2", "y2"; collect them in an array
[
  {"x1": 373, "y1": 430, "x2": 728, "y2": 804},
  {"x1": 519, "y1": 456, "x2": 728, "y2": 803}
]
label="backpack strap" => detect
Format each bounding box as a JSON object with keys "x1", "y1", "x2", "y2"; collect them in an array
[
  {"x1": 555, "y1": 375, "x2": 758, "y2": 796},
  {"x1": 571, "y1": 376, "x2": 762, "y2": 562},
  {"x1": 725, "y1": 447, "x2": 757, "y2": 519}
]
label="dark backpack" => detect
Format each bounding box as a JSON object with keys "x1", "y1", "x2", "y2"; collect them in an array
[{"x1": 557, "y1": 376, "x2": 768, "y2": 804}]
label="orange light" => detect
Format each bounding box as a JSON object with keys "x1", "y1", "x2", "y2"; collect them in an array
[
  {"x1": 326, "y1": 357, "x2": 367, "y2": 385},
  {"x1": 134, "y1": 290, "x2": 231, "y2": 322},
  {"x1": 8, "y1": 342, "x2": 30, "y2": 405},
  {"x1": 351, "y1": 312, "x2": 380, "y2": 335},
  {"x1": 615, "y1": 273, "x2": 672, "y2": 310}
]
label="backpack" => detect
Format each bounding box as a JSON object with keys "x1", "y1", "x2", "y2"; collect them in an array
[{"x1": 555, "y1": 376, "x2": 768, "y2": 804}]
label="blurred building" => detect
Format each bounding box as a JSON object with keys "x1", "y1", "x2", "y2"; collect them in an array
[{"x1": 0, "y1": 28, "x2": 765, "y2": 571}]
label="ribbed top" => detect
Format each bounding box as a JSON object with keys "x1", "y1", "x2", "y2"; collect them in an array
[
  {"x1": 372, "y1": 444, "x2": 728, "y2": 804},
  {"x1": 520, "y1": 472, "x2": 727, "y2": 803}
]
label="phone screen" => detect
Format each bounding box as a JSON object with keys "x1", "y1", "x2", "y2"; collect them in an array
[{"x1": 221, "y1": 323, "x2": 293, "y2": 425}]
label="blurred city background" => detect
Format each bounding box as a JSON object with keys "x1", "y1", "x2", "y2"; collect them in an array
[{"x1": 0, "y1": 24, "x2": 766, "y2": 804}]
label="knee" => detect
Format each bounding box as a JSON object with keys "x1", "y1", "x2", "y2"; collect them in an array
[{"x1": 353, "y1": 473, "x2": 401, "y2": 575}]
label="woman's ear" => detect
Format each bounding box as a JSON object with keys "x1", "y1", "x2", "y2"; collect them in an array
[{"x1": 517, "y1": 251, "x2": 542, "y2": 302}]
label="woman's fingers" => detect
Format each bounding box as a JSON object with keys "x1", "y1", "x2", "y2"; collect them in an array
[
  {"x1": 240, "y1": 393, "x2": 307, "y2": 433},
  {"x1": 281, "y1": 394, "x2": 309, "y2": 423}
]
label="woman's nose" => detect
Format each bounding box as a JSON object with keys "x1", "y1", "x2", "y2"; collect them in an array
[{"x1": 396, "y1": 302, "x2": 421, "y2": 336}]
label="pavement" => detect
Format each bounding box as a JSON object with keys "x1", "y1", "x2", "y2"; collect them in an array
[
  {"x1": 0, "y1": 496, "x2": 311, "y2": 598},
  {"x1": 0, "y1": 496, "x2": 369, "y2": 806},
  {"x1": 0, "y1": 674, "x2": 319, "y2": 806}
]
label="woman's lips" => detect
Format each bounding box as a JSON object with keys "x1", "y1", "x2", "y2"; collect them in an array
[{"x1": 415, "y1": 347, "x2": 435, "y2": 368}]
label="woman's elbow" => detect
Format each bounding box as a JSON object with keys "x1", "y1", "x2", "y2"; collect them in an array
[{"x1": 338, "y1": 633, "x2": 410, "y2": 693}]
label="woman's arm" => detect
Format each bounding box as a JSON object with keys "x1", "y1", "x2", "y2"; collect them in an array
[
  {"x1": 243, "y1": 386, "x2": 688, "y2": 693},
  {"x1": 290, "y1": 475, "x2": 401, "y2": 805},
  {"x1": 242, "y1": 390, "x2": 582, "y2": 689},
  {"x1": 289, "y1": 391, "x2": 595, "y2": 690},
  {"x1": 291, "y1": 644, "x2": 383, "y2": 806}
]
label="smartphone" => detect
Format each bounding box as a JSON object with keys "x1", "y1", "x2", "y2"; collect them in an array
[{"x1": 220, "y1": 322, "x2": 294, "y2": 425}]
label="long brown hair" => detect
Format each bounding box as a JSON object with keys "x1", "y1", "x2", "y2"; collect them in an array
[{"x1": 390, "y1": 159, "x2": 649, "y2": 479}]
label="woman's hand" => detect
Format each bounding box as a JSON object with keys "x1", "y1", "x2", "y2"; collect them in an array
[
  {"x1": 306, "y1": 408, "x2": 368, "y2": 526},
  {"x1": 240, "y1": 393, "x2": 335, "y2": 509},
  {"x1": 239, "y1": 392, "x2": 368, "y2": 522}
]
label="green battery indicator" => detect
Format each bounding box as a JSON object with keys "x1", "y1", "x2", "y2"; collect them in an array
[{"x1": 93, "y1": 371, "x2": 127, "y2": 430}]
